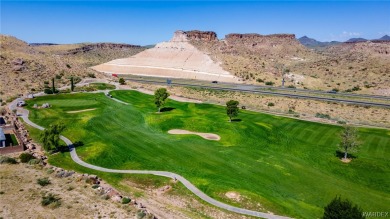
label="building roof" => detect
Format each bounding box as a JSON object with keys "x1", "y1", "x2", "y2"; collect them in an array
[{"x1": 0, "y1": 128, "x2": 5, "y2": 141}]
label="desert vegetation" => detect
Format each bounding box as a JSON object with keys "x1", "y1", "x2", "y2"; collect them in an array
[{"x1": 0, "y1": 34, "x2": 145, "y2": 100}]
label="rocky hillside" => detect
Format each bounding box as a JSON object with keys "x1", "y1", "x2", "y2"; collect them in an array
[
  {"x1": 188, "y1": 30, "x2": 390, "y2": 94},
  {"x1": 0, "y1": 35, "x2": 145, "y2": 100},
  {"x1": 92, "y1": 30, "x2": 240, "y2": 83},
  {"x1": 190, "y1": 31, "x2": 322, "y2": 85}
]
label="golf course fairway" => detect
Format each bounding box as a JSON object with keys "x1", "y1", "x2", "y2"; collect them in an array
[{"x1": 25, "y1": 91, "x2": 390, "y2": 218}]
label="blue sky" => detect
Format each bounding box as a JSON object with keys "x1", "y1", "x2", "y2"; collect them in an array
[{"x1": 1, "y1": 1, "x2": 389, "y2": 45}]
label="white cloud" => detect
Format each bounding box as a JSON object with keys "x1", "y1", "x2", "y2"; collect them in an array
[{"x1": 328, "y1": 31, "x2": 362, "y2": 41}]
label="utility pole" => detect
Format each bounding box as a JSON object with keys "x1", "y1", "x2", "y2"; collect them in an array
[
  {"x1": 52, "y1": 78, "x2": 55, "y2": 94},
  {"x1": 70, "y1": 77, "x2": 74, "y2": 92}
]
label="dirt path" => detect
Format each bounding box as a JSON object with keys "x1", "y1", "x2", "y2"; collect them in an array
[{"x1": 168, "y1": 129, "x2": 220, "y2": 141}]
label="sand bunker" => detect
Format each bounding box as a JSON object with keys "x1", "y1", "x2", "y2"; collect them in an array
[
  {"x1": 67, "y1": 108, "x2": 96, "y2": 113},
  {"x1": 168, "y1": 129, "x2": 220, "y2": 141}
]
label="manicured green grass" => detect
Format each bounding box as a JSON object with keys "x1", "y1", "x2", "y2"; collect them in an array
[{"x1": 25, "y1": 91, "x2": 390, "y2": 218}]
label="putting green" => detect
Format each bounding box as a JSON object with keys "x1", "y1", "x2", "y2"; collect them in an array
[{"x1": 25, "y1": 91, "x2": 390, "y2": 218}]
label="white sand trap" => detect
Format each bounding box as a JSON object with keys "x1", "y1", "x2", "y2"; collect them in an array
[
  {"x1": 168, "y1": 129, "x2": 220, "y2": 141},
  {"x1": 67, "y1": 108, "x2": 96, "y2": 114}
]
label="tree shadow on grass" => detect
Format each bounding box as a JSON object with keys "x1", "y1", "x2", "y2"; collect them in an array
[
  {"x1": 231, "y1": 118, "x2": 242, "y2": 122},
  {"x1": 58, "y1": 141, "x2": 84, "y2": 153},
  {"x1": 160, "y1": 107, "x2": 175, "y2": 112},
  {"x1": 335, "y1": 150, "x2": 357, "y2": 159}
]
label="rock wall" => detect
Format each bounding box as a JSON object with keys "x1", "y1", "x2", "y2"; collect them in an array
[
  {"x1": 225, "y1": 33, "x2": 296, "y2": 40},
  {"x1": 171, "y1": 30, "x2": 217, "y2": 42},
  {"x1": 66, "y1": 43, "x2": 142, "y2": 55}
]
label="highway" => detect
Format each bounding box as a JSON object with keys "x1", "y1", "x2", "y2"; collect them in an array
[{"x1": 122, "y1": 76, "x2": 390, "y2": 108}]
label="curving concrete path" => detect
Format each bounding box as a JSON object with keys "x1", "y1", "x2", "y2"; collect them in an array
[{"x1": 20, "y1": 109, "x2": 292, "y2": 219}]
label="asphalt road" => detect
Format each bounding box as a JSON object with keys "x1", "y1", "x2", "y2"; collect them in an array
[
  {"x1": 122, "y1": 75, "x2": 390, "y2": 100},
  {"x1": 124, "y1": 77, "x2": 390, "y2": 108}
]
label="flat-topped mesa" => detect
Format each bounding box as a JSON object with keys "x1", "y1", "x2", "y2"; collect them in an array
[
  {"x1": 171, "y1": 30, "x2": 218, "y2": 42},
  {"x1": 66, "y1": 43, "x2": 141, "y2": 55},
  {"x1": 225, "y1": 33, "x2": 296, "y2": 40}
]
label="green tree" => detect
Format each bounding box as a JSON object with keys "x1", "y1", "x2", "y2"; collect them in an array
[
  {"x1": 40, "y1": 123, "x2": 65, "y2": 151},
  {"x1": 154, "y1": 88, "x2": 170, "y2": 112},
  {"x1": 339, "y1": 125, "x2": 360, "y2": 160},
  {"x1": 226, "y1": 100, "x2": 239, "y2": 122},
  {"x1": 119, "y1": 78, "x2": 125, "y2": 85},
  {"x1": 323, "y1": 196, "x2": 365, "y2": 219}
]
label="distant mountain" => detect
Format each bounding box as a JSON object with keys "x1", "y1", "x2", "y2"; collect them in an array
[
  {"x1": 345, "y1": 38, "x2": 367, "y2": 43},
  {"x1": 29, "y1": 43, "x2": 59, "y2": 46},
  {"x1": 375, "y1": 35, "x2": 390, "y2": 41},
  {"x1": 298, "y1": 36, "x2": 340, "y2": 48}
]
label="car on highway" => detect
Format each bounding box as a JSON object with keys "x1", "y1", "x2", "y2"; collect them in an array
[{"x1": 212, "y1": 81, "x2": 218, "y2": 83}]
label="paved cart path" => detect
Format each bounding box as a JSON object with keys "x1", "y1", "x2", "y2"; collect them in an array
[{"x1": 20, "y1": 108, "x2": 292, "y2": 219}]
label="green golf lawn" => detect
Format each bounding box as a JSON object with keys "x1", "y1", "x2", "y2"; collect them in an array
[{"x1": 25, "y1": 91, "x2": 390, "y2": 218}]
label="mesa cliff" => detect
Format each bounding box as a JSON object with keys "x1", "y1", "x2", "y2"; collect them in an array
[
  {"x1": 92, "y1": 30, "x2": 240, "y2": 83},
  {"x1": 187, "y1": 30, "x2": 390, "y2": 94}
]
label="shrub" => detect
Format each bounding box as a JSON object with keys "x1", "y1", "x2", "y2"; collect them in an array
[
  {"x1": 315, "y1": 113, "x2": 331, "y2": 119},
  {"x1": 55, "y1": 74, "x2": 62, "y2": 79},
  {"x1": 267, "y1": 103, "x2": 275, "y2": 107},
  {"x1": 345, "y1": 89, "x2": 352, "y2": 93},
  {"x1": 19, "y1": 153, "x2": 35, "y2": 163},
  {"x1": 47, "y1": 169, "x2": 54, "y2": 174},
  {"x1": 323, "y1": 196, "x2": 364, "y2": 219},
  {"x1": 37, "y1": 178, "x2": 51, "y2": 186},
  {"x1": 332, "y1": 88, "x2": 339, "y2": 92},
  {"x1": 28, "y1": 159, "x2": 41, "y2": 165},
  {"x1": 119, "y1": 78, "x2": 126, "y2": 85},
  {"x1": 122, "y1": 197, "x2": 131, "y2": 204},
  {"x1": 88, "y1": 73, "x2": 96, "y2": 78},
  {"x1": 256, "y1": 78, "x2": 264, "y2": 83},
  {"x1": 265, "y1": 81, "x2": 275, "y2": 86},
  {"x1": 66, "y1": 64, "x2": 71, "y2": 69},
  {"x1": 352, "y1": 86, "x2": 361, "y2": 91},
  {"x1": 101, "y1": 194, "x2": 110, "y2": 200},
  {"x1": 44, "y1": 88, "x2": 53, "y2": 94},
  {"x1": 337, "y1": 121, "x2": 347, "y2": 124},
  {"x1": 137, "y1": 210, "x2": 146, "y2": 219},
  {"x1": 287, "y1": 85, "x2": 296, "y2": 89},
  {"x1": 92, "y1": 184, "x2": 100, "y2": 189},
  {"x1": 73, "y1": 77, "x2": 81, "y2": 84},
  {"x1": 41, "y1": 193, "x2": 61, "y2": 208},
  {"x1": 0, "y1": 156, "x2": 17, "y2": 164}
]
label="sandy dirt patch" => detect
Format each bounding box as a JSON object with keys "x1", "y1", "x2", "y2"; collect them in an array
[
  {"x1": 341, "y1": 158, "x2": 352, "y2": 163},
  {"x1": 225, "y1": 191, "x2": 241, "y2": 202},
  {"x1": 168, "y1": 129, "x2": 220, "y2": 141},
  {"x1": 66, "y1": 108, "x2": 96, "y2": 114}
]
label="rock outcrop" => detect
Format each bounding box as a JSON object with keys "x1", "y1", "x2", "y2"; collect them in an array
[
  {"x1": 171, "y1": 30, "x2": 217, "y2": 42},
  {"x1": 65, "y1": 43, "x2": 141, "y2": 55},
  {"x1": 225, "y1": 33, "x2": 295, "y2": 40},
  {"x1": 93, "y1": 30, "x2": 240, "y2": 83}
]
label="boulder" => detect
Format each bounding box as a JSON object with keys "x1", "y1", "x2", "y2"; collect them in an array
[
  {"x1": 12, "y1": 58, "x2": 24, "y2": 65},
  {"x1": 111, "y1": 195, "x2": 122, "y2": 202}
]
